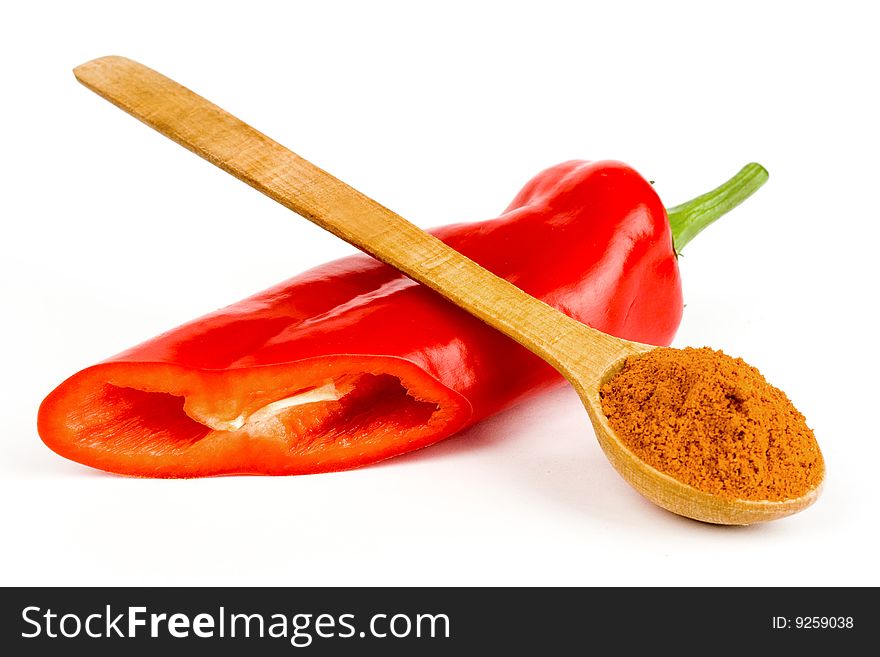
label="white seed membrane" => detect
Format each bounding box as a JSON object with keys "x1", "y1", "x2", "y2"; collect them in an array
[{"x1": 202, "y1": 381, "x2": 341, "y2": 433}]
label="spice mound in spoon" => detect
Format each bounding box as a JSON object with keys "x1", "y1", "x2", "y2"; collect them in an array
[{"x1": 599, "y1": 347, "x2": 823, "y2": 502}]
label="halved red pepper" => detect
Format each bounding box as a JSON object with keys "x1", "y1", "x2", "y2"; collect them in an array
[{"x1": 37, "y1": 160, "x2": 766, "y2": 477}]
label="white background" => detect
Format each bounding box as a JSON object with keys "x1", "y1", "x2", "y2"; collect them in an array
[{"x1": 2, "y1": 1, "x2": 878, "y2": 586}]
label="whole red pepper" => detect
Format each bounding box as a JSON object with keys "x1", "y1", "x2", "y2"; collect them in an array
[{"x1": 38, "y1": 160, "x2": 766, "y2": 477}]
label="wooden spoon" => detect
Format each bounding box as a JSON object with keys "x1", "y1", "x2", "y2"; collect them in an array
[{"x1": 73, "y1": 56, "x2": 821, "y2": 524}]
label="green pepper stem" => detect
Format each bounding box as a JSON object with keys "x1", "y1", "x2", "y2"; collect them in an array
[{"x1": 667, "y1": 162, "x2": 769, "y2": 253}]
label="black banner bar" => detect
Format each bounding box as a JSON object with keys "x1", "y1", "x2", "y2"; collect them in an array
[{"x1": 0, "y1": 587, "x2": 869, "y2": 654}]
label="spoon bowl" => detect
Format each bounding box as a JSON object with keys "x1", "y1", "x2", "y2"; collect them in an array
[
  {"x1": 73, "y1": 56, "x2": 822, "y2": 524},
  {"x1": 581, "y1": 351, "x2": 822, "y2": 524}
]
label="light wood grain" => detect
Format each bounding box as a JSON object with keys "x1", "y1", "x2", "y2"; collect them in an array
[{"x1": 73, "y1": 56, "x2": 820, "y2": 524}]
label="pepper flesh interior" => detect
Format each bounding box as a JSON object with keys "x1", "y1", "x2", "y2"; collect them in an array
[
  {"x1": 89, "y1": 374, "x2": 440, "y2": 455},
  {"x1": 42, "y1": 362, "x2": 460, "y2": 477},
  {"x1": 75, "y1": 385, "x2": 210, "y2": 455}
]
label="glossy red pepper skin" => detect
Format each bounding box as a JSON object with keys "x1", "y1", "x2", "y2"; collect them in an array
[{"x1": 38, "y1": 160, "x2": 682, "y2": 477}]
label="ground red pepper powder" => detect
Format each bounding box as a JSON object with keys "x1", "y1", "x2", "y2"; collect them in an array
[{"x1": 599, "y1": 347, "x2": 823, "y2": 501}]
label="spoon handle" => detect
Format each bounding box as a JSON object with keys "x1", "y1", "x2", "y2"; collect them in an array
[{"x1": 73, "y1": 56, "x2": 643, "y2": 386}]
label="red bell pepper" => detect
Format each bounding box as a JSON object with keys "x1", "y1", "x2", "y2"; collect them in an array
[{"x1": 38, "y1": 160, "x2": 767, "y2": 477}]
